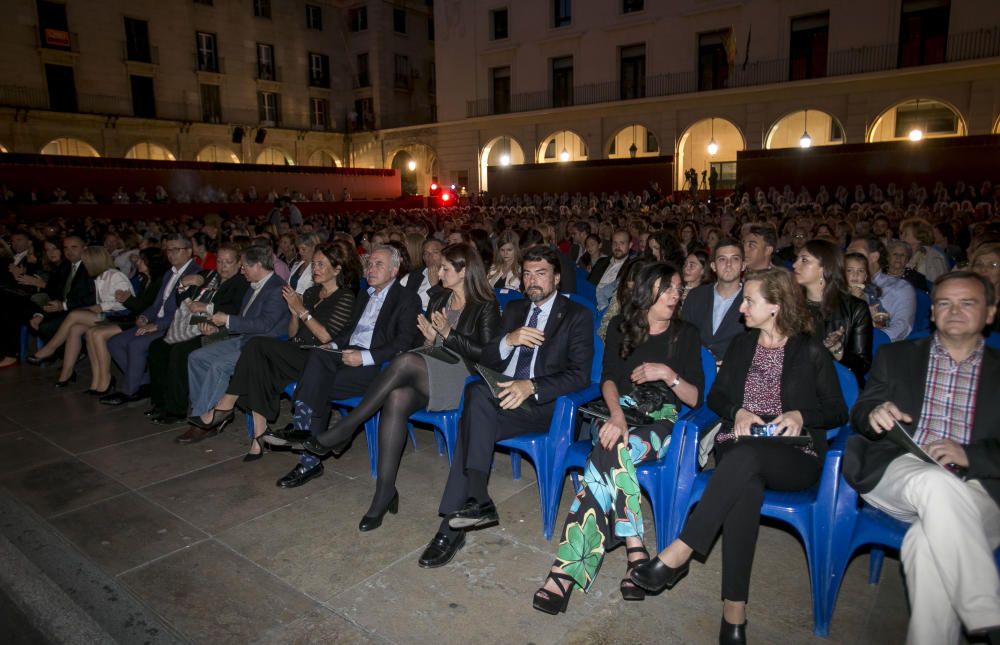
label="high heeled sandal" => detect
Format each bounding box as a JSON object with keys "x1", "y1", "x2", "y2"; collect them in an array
[
  {"x1": 532, "y1": 571, "x2": 575, "y2": 615},
  {"x1": 243, "y1": 434, "x2": 268, "y2": 462},
  {"x1": 621, "y1": 545, "x2": 650, "y2": 601},
  {"x1": 188, "y1": 408, "x2": 235, "y2": 432}
]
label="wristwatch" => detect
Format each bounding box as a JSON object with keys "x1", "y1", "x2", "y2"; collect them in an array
[{"x1": 667, "y1": 376, "x2": 681, "y2": 389}]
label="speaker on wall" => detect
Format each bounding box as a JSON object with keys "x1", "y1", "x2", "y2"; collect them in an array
[
  {"x1": 231, "y1": 127, "x2": 244, "y2": 144},
  {"x1": 255, "y1": 128, "x2": 267, "y2": 144}
]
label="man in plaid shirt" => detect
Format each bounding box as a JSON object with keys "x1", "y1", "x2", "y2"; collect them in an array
[{"x1": 845, "y1": 271, "x2": 1000, "y2": 645}]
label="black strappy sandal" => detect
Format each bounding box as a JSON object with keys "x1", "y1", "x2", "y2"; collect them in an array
[
  {"x1": 532, "y1": 571, "x2": 575, "y2": 615},
  {"x1": 621, "y1": 544, "x2": 650, "y2": 601}
]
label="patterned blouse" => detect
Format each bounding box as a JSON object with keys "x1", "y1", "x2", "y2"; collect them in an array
[{"x1": 716, "y1": 344, "x2": 784, "y2": 446}]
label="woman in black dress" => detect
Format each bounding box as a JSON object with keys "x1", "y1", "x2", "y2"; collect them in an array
[
  {"x1": 302, "y1": 243, "x2": 502, "y2": 531},
  {"x1": 533, "y1": 262, "x2": 704, "y2": 614},
  {"x1": 204, "y1": 243, "x2": 357, "y2": 460}
]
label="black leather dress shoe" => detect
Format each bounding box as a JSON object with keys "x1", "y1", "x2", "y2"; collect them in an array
[
  {"x1": 719, "y1": 618, "x2": 747, "y2": 645},
  {"x1": 99, "y1": 392, "x2": 129, "y2": 406},
  {"x1": 276, "y1": 463, "x2": 324, "y2": 488},
  {"x1": 630, "y1": 557, "x2": 690, "y2": 593},
  {"x1": 262, "y1": 427, "x2": 312, "y2": 447},
  {"x1": 418, "y1": 532, "x2": 465, "y2": 568},
  {"x1": 447, "y1": 499, "x2": 499, "y2": 530},
  {"x1": 359, "y1": 492, "x2": 399, "y2": 532}
]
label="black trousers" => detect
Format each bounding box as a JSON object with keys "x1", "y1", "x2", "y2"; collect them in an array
[
  {"x1": 227, "y1": 337, "x2": 310, "y2": 422},
  {"x1": 148, "y1": 336, "x2": 202, "y2": 416},
  {"x1": 437, "y1": 380, "x2": 555, "y2": 516},
  {"x1": 679, "y1": 439, "x2": 821, "y2": 602},
  {"x1": 291, "y1": 348, "x2": 380, "y2": 436},
  {"x1": 0, "y1": 290, "x2": 38, "y2": 357}
]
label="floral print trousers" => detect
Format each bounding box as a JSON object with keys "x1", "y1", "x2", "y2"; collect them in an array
[{"x1": 553, "y1": 420, "x2": 674, "y2": 591}]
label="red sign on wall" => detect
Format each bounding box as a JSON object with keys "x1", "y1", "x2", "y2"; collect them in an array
[{"x1": 44, "y1": 29, "x2": 71, "y2": 48}]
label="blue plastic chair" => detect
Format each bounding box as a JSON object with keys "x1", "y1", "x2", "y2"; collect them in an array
[
  {"x1": 566, "y1": 293, "x2": 597, "y2": 319},
  {"x1": 494, "y1": 288, "x2": 524, "y2": 311},
  {"x1": 560, "y1": 346, "x2": 718, "y2": 552},
  {"x1": 824, "y1": 457, "x2": 1000, "y2": 629},
  {"x1": 497, "y1": 336, "x2": 604, "y2": 540},
  {"x1": 665, "y1": 361, "x2": 859, "y2": 636},
  {"x1": 912, "y1": 290, "x2": 931, "y2": 335},
  {"x1": 574, "y1": 277, "x2": 597, "y2": 305},
  {"x1": 986, "y1": 331, "x2": 1000, "y2": 350},
  {"x1": 244, "y1": 380, "x2": 391, "y2": 480},
  {"x1": 871, "y1": 328, "x2": 892, "y2": 358},
  {"x1": 408, "y1": 375, "x2": 479, "y2": 463}
]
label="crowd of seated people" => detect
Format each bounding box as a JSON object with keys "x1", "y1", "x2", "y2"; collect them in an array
[
  {"x1": 0, "y1": 182, "x2": 364, "y2": 207},
  {"x1": 1, "y1": 176, "x2": 1000, "y2": 645}
]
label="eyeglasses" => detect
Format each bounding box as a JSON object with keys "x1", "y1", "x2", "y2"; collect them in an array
[{"x1": 165, "y1": 246, "x2": 191, "y2": 254}]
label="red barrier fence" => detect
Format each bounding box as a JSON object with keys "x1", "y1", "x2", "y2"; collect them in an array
[{"x1": 0, "y1": 154, "x2": 402, "y2": 204}]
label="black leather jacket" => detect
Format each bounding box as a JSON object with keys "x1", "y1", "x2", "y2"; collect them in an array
[
  {"x1": 808, "y1": 294, "x2": 873, "y2": 385},
  {"x1": 426, "y1": 289, "x2": 503, "y2": 366}
]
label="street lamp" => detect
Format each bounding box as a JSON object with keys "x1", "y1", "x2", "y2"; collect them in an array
[
  {"x1": 407, "y1": 159, "x2": 417, "y2": 172},
  {"x1": 706, "y1": 118, "x2": 718, "y2": 155},
  {"x1": 799, "y1": 109, "x2": 812, "y2": 148},
  {"x1": 499, "y1": 153, "x2": 511, "y2": 166},
  {"x1": 908, "y1": 128, "x2": 924, "y2": 142}
]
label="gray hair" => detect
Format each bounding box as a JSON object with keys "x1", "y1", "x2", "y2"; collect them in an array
[
  {"x1": 296, "y1": 232, "x2": 320, "y2": 248},
  {"x1": 242, "y1": 245, "x2": 275, "y2": 270},
  {"x1": 886, "y1": 239, "x2": 913, "y2": 261},
  {"x1": 371, "y1": 244, "x2": 401, "y2": 269}
]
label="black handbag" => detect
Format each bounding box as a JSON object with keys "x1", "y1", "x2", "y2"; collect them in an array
[{"x1": 580, "y1": 383, "x2": 678, "y2": 428}]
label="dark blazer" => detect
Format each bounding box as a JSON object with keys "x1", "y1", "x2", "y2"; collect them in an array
[
  {"x1": 335, "y1": 279, "x2": 421, "y2": 366},
  {"x1": 46, "y1": 261, "x2": 96, "y2": 310},
  {"x1": 426, "y1": 289, "x2": 502, "y2": 367},
  {"x1": 142, "y1": 260, "x2": 201, "y2": 324},
  {"x1": 680, "y1": 283, "x2": 745, "y2": 361},
  {"x1": 710, "y1": 330, "x2": 848, "y2": 460},
  {"x1": 479, "y1": 294, "x2": 594, "y2": 405},
  {"x1": 845, "y1": 337, "x2": 1000, "y2": 505},
  {"x1": 556, "y1": 246, "x2": 577, "y2": 294},
  {"x1": 810, "y1": 294, "x2": 873, "y2": 386},
  {"x1": 588, "y1": 256, "x2": 613, "y2": 286},
  {"x1": 401, "y1": 268, "x2": 444, "y2": 306},
  {"x1": 227, "y1": 272, "x2": 289, "y2": 337},
  {"x1": 210, "y1": 274, "x2": 251, "y2": 316}
]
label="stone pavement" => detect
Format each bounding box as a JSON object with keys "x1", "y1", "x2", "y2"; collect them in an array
[{"x1": 0, "y1": 363, "x2": 909, "y2": 644}]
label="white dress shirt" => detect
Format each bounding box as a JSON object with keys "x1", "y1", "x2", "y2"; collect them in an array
[
  {"x1": 158, "y1": 258, "x2": 194, "y2": 318},
  {"x1": 498, "y1": 291, "x2": 558, "y2": 379}
]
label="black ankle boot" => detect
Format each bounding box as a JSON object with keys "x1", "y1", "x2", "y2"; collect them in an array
[{"x1": 719, "y1": 617, "x2": 747, "y2": 645}]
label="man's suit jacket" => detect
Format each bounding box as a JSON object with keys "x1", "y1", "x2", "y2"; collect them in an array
[
  {"x1": 226, "y1": 272, "x2": 289, "y2": 337},
  {"x1": 335, "y1": 280, "x2": 421, "y2": 366},
  {"x1": 556, "y1": 246, "x2": 577, "y2": 294},
  {"x1": 680, "y1": 283, "x2": 746, "y2": 361},
  {"x1": 845, "y1": 337, "x2": 1000, "y2": 505},
  {"x1": 46, "y1": 261, "x2": 96, "y2": 310},
  {"x1": 479, "y1": 295, "x2": 594, "y2": 405},
  {"x1": 142, "y1": 261, "x2": 202, "y2": 324}
]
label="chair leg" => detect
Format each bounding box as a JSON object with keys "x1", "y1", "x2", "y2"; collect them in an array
[
  {"x1": 510, "y1": 452, "x2": 522, "y2": 480},
  {"x1": 364, "y1": 413, "x2": 379, "y2": 480},
  {"x1": 869, "y1": 548, "x2": 885, "y2": 584},
  {"x1": 406, "y1": 423, "x2": 417, "y2": 450},
  {"x1": 245, "y1": 412, "x2": 254, "y2": 441},
  {"x1": 433, "y1": 426, "x2": 445, "y2": 456}
]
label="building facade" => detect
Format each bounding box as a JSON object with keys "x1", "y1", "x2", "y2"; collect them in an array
[
  {"x1": 3, "y1": 0, "x2": 1000, "y2": 197},
  {"x1": 0, "y1": 0, "x2": 435, "y2": 175},
  {"x1": 398, "y1": 0, "x2": 1000, "y2": 193}
]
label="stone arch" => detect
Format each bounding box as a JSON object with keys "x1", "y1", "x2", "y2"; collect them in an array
[
  {"x1": 307, "y1": 149, "x2": 342, "y2": 167},
  {"x1": 479, "y1": 135, "x2": 526, "y2": 191},
  {"x1": 536, "y1": 129, "x2": 588, "y2": 163},
  {"x1": 197, "y1": 144, "x2": 240, "y2": 163},
  {"x1": 125, "y1": 142, "x2": 176, "y2": 161},
  {"x1": 40, "y1": 137, "x2": 100, "y2": 157},
  {"x1": 765, "y1": 109, "x2": 847, "y2": 149},
  {"x1": 675, "y1": 118, "x2": 745, "y2": 191},
  {"x1": 255, "y1": 147, "x2": 295, "y2": 165},
  {"x1": 607, "y1": 123, "x2": 660, "y2": 159},
  {"x1": 867, "y1": 97, "x2": 967, "y2": 143}
]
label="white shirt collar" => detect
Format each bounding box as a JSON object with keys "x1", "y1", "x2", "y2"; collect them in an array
[
  {"x1": 172, "y1": 258, "x2": 194, "y2": 275},
  {"x1": 250, "y1": 271, "x2": 274, "y2": 290}
]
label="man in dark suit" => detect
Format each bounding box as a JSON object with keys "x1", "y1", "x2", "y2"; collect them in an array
[
  {"x1": 844, "y1": 271, "x2": 1000, "y2": 645},
  {"x1": 176, "y1": 246, "x2": 289, "y2": 442},
  {"x1": 266, "y1": 245, "x2": 420, "y2": 488},
  {"x1": 418, "y1": 245, "x2": 594, "y2": 568},
  {"x1": 30, "y1": 235, "x2": 96, "y2": 342},
  {"x1": 102, "y1": 234, "x2": 199, "y2": 405},
  {"x1": 680, "y1": 239, "x2": 746, "y2": 362},
  {"x1": 566, "y1": 221, "x2": 590, "y2": 266}
]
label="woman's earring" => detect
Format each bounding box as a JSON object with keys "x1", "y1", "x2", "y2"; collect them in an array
[{"x1": 770, "y1": 310, "x2": 777, "y2": 317}]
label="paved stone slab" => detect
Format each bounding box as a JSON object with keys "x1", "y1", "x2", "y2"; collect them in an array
[{"x1": 1, "y1": 458, "x2": 129, "y2": 518}]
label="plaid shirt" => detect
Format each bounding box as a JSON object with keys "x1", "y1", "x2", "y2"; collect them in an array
[{"x1": 912, "y1": 334, "x2": 984, "y2": 446}]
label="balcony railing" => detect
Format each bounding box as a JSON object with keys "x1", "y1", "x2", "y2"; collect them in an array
[
  {"x1": 256, "y1": 63, "x2": 281, "y2": 82},
  {"x1": 466, "y1": 26, "x2": 1000, "y2": 117},
  {"x1": 120, "y1": 41, "x2": 159, "y2": 65},
  {"x1": 194, "y1": 53, "x2": 225, "y2": 74}
]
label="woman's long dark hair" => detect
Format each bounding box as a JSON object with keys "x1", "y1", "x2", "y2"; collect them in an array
[
  {"x1": 803, "y1": 239, "x2": 847, "y2": 319},
  {"x1": 442, "y1": 242, "x2": 495, "y2": 305},
  {"x1": 140, "y1": 248, "x2": 170, "y2": 289},
  {"x1": 619, "y1": 262, "x2": 681, "y2": 359}
]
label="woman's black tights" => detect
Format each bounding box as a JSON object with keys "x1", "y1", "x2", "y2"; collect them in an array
[{"x1": 317, "y1": 352, "x2": 429, "y2": 516}]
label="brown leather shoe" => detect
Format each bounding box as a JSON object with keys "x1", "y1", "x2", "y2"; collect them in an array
[{"x1": 175, "y1": 425, "x2": 221, "y2": 444}]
